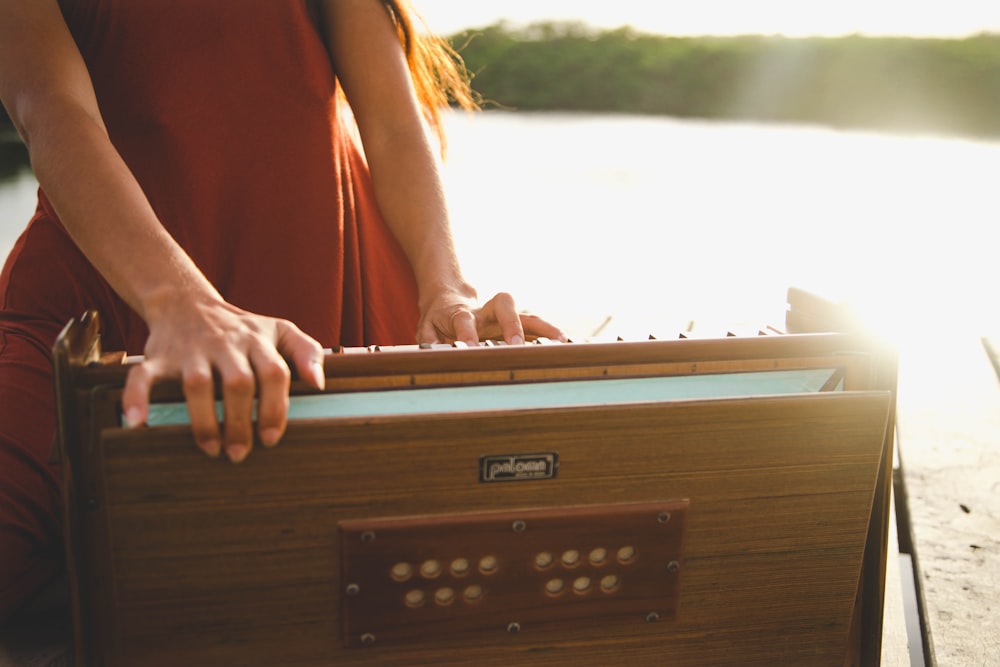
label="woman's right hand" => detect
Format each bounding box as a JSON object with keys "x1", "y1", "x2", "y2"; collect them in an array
[
  {"x1": 1, "y1": 3, "x2": 328, "y2": 464},
  {"x1": 121, "y1": 296, "x2": 326, "y2": 463}
]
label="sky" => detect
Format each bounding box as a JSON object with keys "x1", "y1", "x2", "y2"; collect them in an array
[{"x1": 417, "y1": 0, "x2": 1000, "y2": 39}]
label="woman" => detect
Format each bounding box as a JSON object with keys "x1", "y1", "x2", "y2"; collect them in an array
[{"x1": 0, "y1": 0, "x2": 564, "y2": 622}]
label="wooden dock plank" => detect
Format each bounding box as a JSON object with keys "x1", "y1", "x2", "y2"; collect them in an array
[
  {"x1": 895, "y1": 335, "x2": 1000, "y2": 666},
  {"x1": 881, "y1": 478, "x2": 912, "y2": 667}
]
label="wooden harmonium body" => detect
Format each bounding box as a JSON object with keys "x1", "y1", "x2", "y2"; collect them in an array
[{"x1": 53, "y1": 312, "x2": 896, "y2": 666}]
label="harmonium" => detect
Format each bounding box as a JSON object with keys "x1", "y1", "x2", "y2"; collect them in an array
[{"x1": 52, "y1": 295, "x2": 896, "y2": 666}]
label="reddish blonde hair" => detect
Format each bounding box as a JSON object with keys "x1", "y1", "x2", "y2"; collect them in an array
[{"x1": 379, "y1": 0, "x2": 479, "y2": 151}]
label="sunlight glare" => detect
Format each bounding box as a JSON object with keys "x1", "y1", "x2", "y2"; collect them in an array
[
  {"x1": 441, "y1": 112, "x2": 1000, "y2": 349},
  {"x1": 419, "y1": 0, "x2": 1000, "y2": 38}
]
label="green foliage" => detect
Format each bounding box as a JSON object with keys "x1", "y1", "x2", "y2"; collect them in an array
[
  {"x1": 0, "y1": 104, "x2": 28, "y2": 176},
  {"x1": 3, "y1": 25, "x2": 998, "y2": 141},
  {"x1": 452, "y1": 23, "x2": 1000, "y2": 138},
  {"x1": 0, "y1": 104, "x2": 13, "y2": 133}
]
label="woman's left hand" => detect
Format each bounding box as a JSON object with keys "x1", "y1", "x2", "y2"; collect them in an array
[{"x1": 417, "y1": 290, "x2": 567, "y2": 347}]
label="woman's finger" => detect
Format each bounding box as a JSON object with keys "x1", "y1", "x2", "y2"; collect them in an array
[
  {"x1": 478, "y1": 292, "x2": 524, "y2": 345},
  {"x1": 450, "y1": 308, "x2": 480, "y2": 346},
  {"x1": 122, "y1": 361, "x2": 155, "y2": 429},
  {"x1": 212, "y1": 350, "x2": 256, "y2": 463},
  {"x1": 275, "y1": 320, "x2": 326, "y2": 390},
  {"x1": 416, "y1": 317, "x2": 442, "y2": 346},
  {"x1": 180, "y1": 358, "x2": 224, "y2": 459},
  {"x1": 519, "y1": 312, "x2": 569, "y2": 342},
  {"x1": 249, "y1": 342, "x2": 291, "y2": 448}
]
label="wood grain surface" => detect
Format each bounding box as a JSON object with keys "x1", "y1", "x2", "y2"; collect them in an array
[{"x1": 78, "y1": 392, "x2": 889, "y2": 666}]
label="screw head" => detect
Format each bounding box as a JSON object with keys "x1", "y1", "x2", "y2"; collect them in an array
[
  {"x1": 657, "y1": 511, "x2": 671, "y2": 524},
  {"x1": 345, "y1": 583, "x2": 360, "y2": 597},
  {"x1": 360, "y1": 531, "x2": 375, "y2": 543},
  {"x1": 646, "y1": 612, "x2": 660, "y2": 623},
  {"x1": 667, "y1": 560, "x2": 680, "y2": 574},
  {"x1": 507, "y1": 622, "x2": 521, "y2": 633},
  {"x1": 360, "y1": 633, "x2": 376, "y2": 646},
  {"x1": 511, "y1": 520, "x2": 526, "y2": 533}
]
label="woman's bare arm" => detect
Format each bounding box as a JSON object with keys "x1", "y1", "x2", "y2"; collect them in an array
[
  {"x1": 319, "y1": 0, "x2": 566, "y2": 345},
  {"x1": 0, "y1": 0, "x2": 325, "y2": 462}
]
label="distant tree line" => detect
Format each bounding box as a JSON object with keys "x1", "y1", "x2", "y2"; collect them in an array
[
  {"x1": 3, "y1": 24, "x2": 999, "y2": 143},
  {"x1": 450, "y1": 22, "x2": 1000, "y2": 139}
]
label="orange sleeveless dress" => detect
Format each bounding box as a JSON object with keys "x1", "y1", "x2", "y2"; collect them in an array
[{"x1": 0, "y1": 0, "x2": 419, "y2": 619}]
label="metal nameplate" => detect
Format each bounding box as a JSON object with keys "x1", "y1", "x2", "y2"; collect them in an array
[{"x1": 478, "y1": 452, "x2": 558, "y2": 483}]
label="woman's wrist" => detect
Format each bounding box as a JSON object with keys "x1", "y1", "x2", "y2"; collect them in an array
[
  {"x1": 136, "y1": 277, "x2": 226, "y2": 327},
  {"x1": 417, "y1": 277, "x2": 478, "y2": 315}
]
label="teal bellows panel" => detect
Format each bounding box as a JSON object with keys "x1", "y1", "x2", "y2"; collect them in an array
[{"x1": 141, "y1": 368, "x2": 841, "y2": 427}]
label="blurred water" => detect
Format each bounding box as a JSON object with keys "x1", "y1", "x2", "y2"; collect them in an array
[
  {"x1": 439, "y1": 112, "x2": 1000, "y2": 344},
  {"x1": 2, "y1": 113, "x2": 998, "y2": 345},
  {"x1": 0, "y1": 168, "x2": 36, "y2": 261}
]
